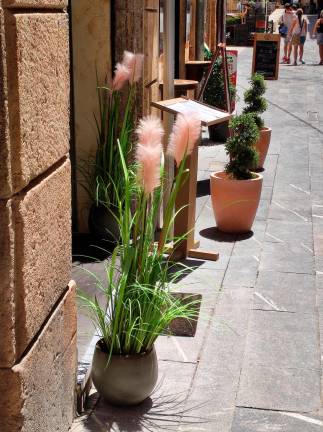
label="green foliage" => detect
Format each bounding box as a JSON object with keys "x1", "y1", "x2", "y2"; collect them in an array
[
  {"x1": 226, "y1": 15, "x2": 241, "y2": 26},
  {"x1": 78, "y1": 142, "x2": 199, "y2": 357},
  {"x1": 243, "y1": 73, "x2": 268, "y2": 129},
  {"x1": 203, "y1": 57, "x2": 237, "y2": 111},
  {"x1": 204, "y1": 44, "x2": 212, "y2": 60},
  {"x1": 78, "y1": 80, "x2": 136, "y2": 211},
  {"x1": 225, "y1": 113, "x2": 259, "y2": 180}
]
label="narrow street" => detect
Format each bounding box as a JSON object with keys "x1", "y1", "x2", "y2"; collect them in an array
[{"x1": 72, "y1": 24, "x2": 323, "y2": 432}]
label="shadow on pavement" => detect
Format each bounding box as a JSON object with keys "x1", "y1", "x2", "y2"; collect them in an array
[{"x1": 81, "y1": 385, "x2": 210, "y2": 432}]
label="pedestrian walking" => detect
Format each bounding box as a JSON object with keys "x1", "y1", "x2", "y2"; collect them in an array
[
  {"x1": 288, "y1": 8, "x2": 308, "y2": 65},
  {"x1": 279, "y1": 3, "x2": 296, "y2": 64},
  {"x1": 312, "y1": 10, "x2": 323, "y2": 64}
]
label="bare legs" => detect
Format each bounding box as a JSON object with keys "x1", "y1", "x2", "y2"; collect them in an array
[
  {"x1": 283, "y1": 40, "x2": 292, "y2": 62},
  {"x1": 320, "y1": 45, "x2": 323, "y2": 64},
  {"x1": 287, "y1": 42, "x2": 292, "y2": 61},
  {"x1": 283, "y1": 41, "x2": 288, "y2": 59},
  {"x1": 293, "y1": 45, "x2": 298, "y2": 64},
  {"x1": 299, "y1": 44, "x2": 304, "y2": 62}
]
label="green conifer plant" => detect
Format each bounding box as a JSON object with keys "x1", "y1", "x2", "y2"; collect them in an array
[
  {"x1": 243, "y1": 73, "x2": 268, "y2": 129},
  {"x1": 225, "y1": 113, "x2": 260, "y2": 180}
]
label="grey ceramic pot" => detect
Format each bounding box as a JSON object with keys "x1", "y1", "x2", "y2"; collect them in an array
[{"x1": 91, "y1": 340, "x2": 158, "y2": 406}]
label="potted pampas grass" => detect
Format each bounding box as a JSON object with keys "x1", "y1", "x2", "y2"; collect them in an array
[
  {"x1": 79, "y1": 51, "x2": 144, "y2": 242},
  {"x1": 243, "y1": 73, "x2": 270, "y2": 170},
  {"x1": 210, "y1": 113, "x2": 262, "y2": 233},
  {"x1": 79, "y1": 112, "x2": 201, "y2": 406}
]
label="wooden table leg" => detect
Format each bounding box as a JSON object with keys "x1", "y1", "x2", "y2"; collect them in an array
[{"x1": 172, "y1": 137, "x2": 219, "y2": 261}]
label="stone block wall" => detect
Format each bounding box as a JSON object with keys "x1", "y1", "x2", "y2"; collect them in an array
[
  {"x1": 71, "y1": 0, "x2": 111, "y2": 232},
  {"x1": 0, "y1": 1, "x2": 76, "y2": 431}
]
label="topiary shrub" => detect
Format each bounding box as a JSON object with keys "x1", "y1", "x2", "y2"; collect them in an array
[
  {"x1": 225, "y1": 113, "x2": 260, "y2": 180},
  {"x1": 203, "y1": 56, "x2": 237, "y2": 111},
  {"x1": 243, "y1": 73, "x2": 268, "y2": 129}
]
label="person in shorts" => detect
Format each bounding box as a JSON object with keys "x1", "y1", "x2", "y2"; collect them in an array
[
  {"x1": 289, "y1": 8, "x2": 308, "y2": 64},
  {"x1": 312, "y1": 10, "x2": 323, "y2": 64},
  {"x1": 279, "y1": 3, "x2": 296, "y2": 63}
]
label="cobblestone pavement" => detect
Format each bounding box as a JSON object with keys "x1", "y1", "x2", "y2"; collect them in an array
[{"x1": 72, "y1": 25, "x2": 323, "y2": 432}]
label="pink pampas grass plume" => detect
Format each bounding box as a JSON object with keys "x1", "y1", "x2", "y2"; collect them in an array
[
  {"x1": 136, "y1": 115, "x2": 164, "y2": 148},
  {"x1": 123, "y1": 51, "x2": 144, "y2": 83},
  {"x1": 112, "y1": 62, "x2": 130, "y2": 90},
  {"x1": 167, "y1": 112, "x2": 201, "y2": 166},
  {"x1": 136, "y1": 144, "x2": 162, "y2": 194},
  {"x1": 136, "y1": 116, "x2": 163, "y2": 194}
]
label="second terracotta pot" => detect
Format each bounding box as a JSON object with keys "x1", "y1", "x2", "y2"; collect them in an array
[
  {"x1": 255, "y1": 127, "x2": 271, "y2": 170},
  {"x1": 210, "y1": 171, "x2": 263, "y2": 233}
]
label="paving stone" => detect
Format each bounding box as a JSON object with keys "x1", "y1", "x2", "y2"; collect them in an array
[
  {"x1": 273, "y1": 185, "x2": 312, "y2": 202},
  {"x1": 316, "y1": 273, "x2": 323, "y2": 289},
  {"x1": 174, "y1": 268, "x2": 224, "y2": 308},
  {"x1": 155, "y1": 312, "x2": 211, "y2": 364},
  {"x1": 222, "y1": 254, "x2": 259, "y2": 287},
  {"x1": 232, "y1": 408, "x2": 323, "y2": 432},
  {"x1": 178, "y1": 267, "x2": 225, "y2": 288},
  {"x1": 261, "y1": 154, "x2": 278, "y2": 187},
  {"x1": 274, "y1": 173, "x2": 311, "y2": 191},
  {"x1": 178, "y1": 289, "x2": 254, "y2": 431},
  {"x1": 255, "y1": 199, "x2": 270, "y2": 221},
  {"x1": 223, "y1": 268, "x2": 258, "y2": 288},
  {"x1": 259, "y1": 186, "x2": 272, "y2": 201},
  {"x1": 233, "y1": 236, "x2": 264, "y2": 257},
  {"x1": 259, "y1": 241, "x2": 315, "y2": 274},
  {"x1": 268, "y1": 197, "x2": 312, "y2": 222},
  {"x1": 244, "y1": 328, "x2": 319, "y2": 370},
  {"x1": 236, "y1": 364, "x2": 321, "y2": 413},
  {"x1": 248, "y1": 309, "x2": 317, "y2": 335},
  {"x1": 240, "y1": 306, "x2": 320, "y2": 392},
  {"x1": 312, "y1": 206, "x2": 323, "y2": 224},
  {"x1": 200, "y1": 288, "x2": 253, "y2": 363},
  {"x1": 253, "y1": 271, "x2": 316, "y2": 312},
  {"x1": 265, "y1": 220, "x2": 313, "y2": 247}
]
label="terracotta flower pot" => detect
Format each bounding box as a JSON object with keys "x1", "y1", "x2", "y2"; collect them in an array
[
  {"x1": 91, "y1": 340, "x2": 158, "y2": 406},
  {"x1": 255, "y1": 127, "x2": 271, "y2": 170},
  {"x1": 210, "y1": 171, "x2": 263, "y2": 233}
]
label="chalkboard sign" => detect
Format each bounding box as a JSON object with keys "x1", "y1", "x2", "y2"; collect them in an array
[{"x1": 252, "y1": 33, "x2": 280, "y2": 80}]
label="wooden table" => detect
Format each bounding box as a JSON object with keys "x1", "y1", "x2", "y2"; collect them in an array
[{"x1": 152, "y1": 97, "x2": 232, "y2": 262}]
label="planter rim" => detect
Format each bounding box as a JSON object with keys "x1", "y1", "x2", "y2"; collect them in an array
[
  {"x1": 260, "y1": 126, "x2": 271, "y2": 132},
  {"x1": 210, "y1": 170, "x2": 263, "y2": 183},
  {"x1": 95, "y1": 339, "x2": 154, "y2": 360}
]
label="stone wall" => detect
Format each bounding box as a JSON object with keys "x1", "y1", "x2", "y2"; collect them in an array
[
  {"x1": 0, "y1": 1, "x2": 76, "y2": 431},
  {"x1": 71, "y1": 0, "x2": 111, "y2": 232}
]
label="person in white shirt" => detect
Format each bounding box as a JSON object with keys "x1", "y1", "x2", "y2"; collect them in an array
[
  {"x1": 288, "y1": 9, "x2": 308, "y2": 65},
  {"x1": 279, "y1": 3, "x2": 296, "y2": 64}
]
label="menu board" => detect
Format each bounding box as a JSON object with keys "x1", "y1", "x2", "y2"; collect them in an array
[
  {"x1": 252, "y1": 33, "x2": 280, "y2": 80},
  {"x1": 151, "y1": 98, "x2": 232, "y2": 126}
]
